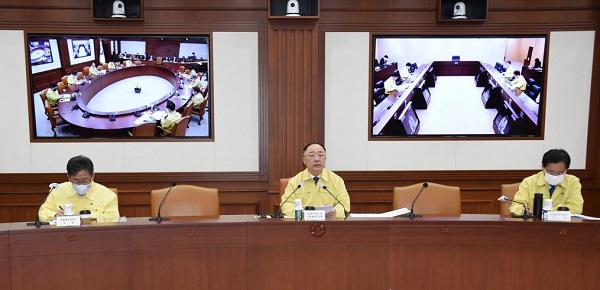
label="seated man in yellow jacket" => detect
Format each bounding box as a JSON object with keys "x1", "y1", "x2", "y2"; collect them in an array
[
  {"x1": 160, "y1": 100, "x2": 182, "y2": 135},
  {"x1": 280, "y1": 142, "x2": 351, "y2": 218},
  {"x1": 67, "y1": 72, "x2": 78, "y2": 86},
  {"x1": 510, "y1": 148, "x2": 583, "y2": 216},
  {"x1": 509, "y1": 70, "x2": 527, "y2": 95},
  {"x1": 45, "y1": 82, "x2": 61, "y2": 107},
  {"x1": 38, "y1": 155, "x2": 119, "y2": 222}
]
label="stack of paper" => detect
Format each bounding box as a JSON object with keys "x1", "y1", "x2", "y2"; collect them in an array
[{"x1": 349, "y1": 208, "x2": 410, "y2": 218}]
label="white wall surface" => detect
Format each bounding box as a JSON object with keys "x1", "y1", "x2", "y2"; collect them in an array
[
  {"x1": 0, "y1": 31, "x2": 259, "y2": 173},
  {"x1": 325, "y1": 31, "x2": 594, "y2": 171}
]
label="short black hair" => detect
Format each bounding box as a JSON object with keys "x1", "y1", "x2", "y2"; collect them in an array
[
  {"x1": 542, "y1": 149, "x2": 571, "y2": 169},
  {"x1": 51, "y1": 82, "x2": 58, "y2": 89},
  {"x1": 66, "y1": 155, "x2": 94, "y2": 176},
  {"x1": 193, "y1": 86, "x2": 201, "y2": 94},
  {"x1": 405, "y1": 62, "x2": 411, "y2": 66},
  {"x1": 166, "y1": 100, "x2": 176, "y2": 111},
  {"x1": 513, "y1": 70, "x2": 521, "y2": 76},
  {"x1": 302, "y1": 142, "x2": 326, "y2": 154}
]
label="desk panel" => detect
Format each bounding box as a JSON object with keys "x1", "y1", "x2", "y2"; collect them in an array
[
  {"x1": 130, "y1": 216, "x2": 247, "y2": 290},
  {"x1": 246, "y1": 218, "x2": 389, "y2": 289},
  {"x1": 501, "y1": 220, "x2": 600, "y2": 290},
  {"x1": 9, "y1": 222, "x2": 131, "y2": 290}
]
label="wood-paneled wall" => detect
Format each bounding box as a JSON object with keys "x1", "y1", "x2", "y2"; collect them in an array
[{"x1": 0, "y1": 0, "x2": 598, "y2": 222}]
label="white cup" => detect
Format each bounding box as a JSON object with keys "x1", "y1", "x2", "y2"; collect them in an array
[{"x1": 63, "y1": 204, "x2": 74, "y2": 216}]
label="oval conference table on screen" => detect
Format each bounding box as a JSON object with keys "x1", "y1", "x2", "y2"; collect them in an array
[{"x1": 56, "y1": 65, "x2": 188, "y2": 132}]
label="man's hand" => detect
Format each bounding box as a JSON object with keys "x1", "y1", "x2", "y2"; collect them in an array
[{"x1": 326, "y1": 208, "x2": 337, "y2": 218}]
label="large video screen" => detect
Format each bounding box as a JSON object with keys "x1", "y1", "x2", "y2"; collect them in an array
[
  {"x1": 371, "y1": 35, "x2": 546, "y2": 139},
  {"x1": 27, "y1": 34, "x2": 211, "y2": 140}
]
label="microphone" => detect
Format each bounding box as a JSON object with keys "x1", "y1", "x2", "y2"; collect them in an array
[
  {"x1": 319, "y1": 183, "x2": 349, "y2": 218},
  {"x1": 273, "y1": 182, "x2": 304, "y2": 218},
  {"x1": 27, "y1": 183, "x2": 59, "y2": 228},
  {"x1": 402, "y1": 182, "x2": 428, "y2": 218},
  {"x1": 498, "y1": 195, "x2": 531, "y2": 219},
  {"x1": 149, "y1": 182, "x2": 176, "y2": 223}
]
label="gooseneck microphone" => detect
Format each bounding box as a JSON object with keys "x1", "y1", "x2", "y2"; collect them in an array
[
  {"x1": 319, "y1": 183, "x2": 349, "y2": 218},
  {"x1": 274, "y1": 182, "x2": 304, "y2": 218},
  {"x1": 498, "y1": 195, "x2": 531, "y2": 219},
  {"x1": 27, "y1": 183, "x2": 59, "y2": 228},
  {"x1": 402, "y1": 182, "x2": 428, "y2": 218},
  {"x1": 149, "y1": 182, "x2": 177, "y2": 223}
]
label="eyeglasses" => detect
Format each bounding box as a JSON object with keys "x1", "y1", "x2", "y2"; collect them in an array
[
  {"x1": 71, "y1": 178, "x2": 92, "y2": 185},
  {"x1": 303, "y1": 152, "x2": 326, "y2": 159}
]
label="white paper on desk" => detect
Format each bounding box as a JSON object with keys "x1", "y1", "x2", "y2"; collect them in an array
[
  {"x1": 349, "y1": 207, "x2": 410, "y2": 218},
  {"x1": 134, "y1": 114, "x2": 153, "y2": 125},
  {"x1": 314, "y1": 205, "x2": 334, "y2": 213},
  {"x1": 571, "y1": 214, "x2": 600, "y2": 220},
  {"x1": 150, "y1": 111, "x2": 167, "y2": 120}
]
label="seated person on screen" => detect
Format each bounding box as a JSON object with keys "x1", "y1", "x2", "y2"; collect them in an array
[
  {"x1": 379, "y1": 55, "x2": 389, "y2": 66},
  {"x1": 188, "y1": 66, "x2": 198, "y2": 77},
  {"x1": 400, "y1": 62, "x2": 412, "y2": 82},
  {"x1": 280, "y1": 142, "x2": 351, "y2": 218},
  {"x1": 188, "y1": 52, "x2": 197, "y2": 61},
  {"x1": 67, "y1": 72, "x2": 78, "y2": 86},
  {"x1": 384, "y1": 71, "x2": 401, "y2": 95},
  {"x1": 191, "y1": 86, "x2": 205, "y2": 109},
  {"x1": 38, "y1": 155, "x2": 120, "y2": 222},
  {"x1": 502, "y1": 61, "x2": 514, "y2": 79},
  {"x1": 45, "y1": 82, "x2": 61, "y2": 107},
  {"x1": 509, "y1": 149, "x2": 583, "y2": 217},
  {"x1": 159, "y1": 100, "x2": 182, "y2": 135},
  {"x1": 509, "y1": 70, "x2": 527, "y2": 95},
  {"x1": 107, "y1": 61, "x2": 116, "y2": 70},
  {"x1": 533, "y1": 58, "x2": 542, "y2": 68},
  {"x1": 89, "y1": 63, "x2": 98, "y2": 75},
  {"x1": 189, "y1": 74, "x2": 202, "y2": 89}
]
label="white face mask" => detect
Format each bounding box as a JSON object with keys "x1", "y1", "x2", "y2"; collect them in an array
[
  {"x1": 72, "y1": 183, "x2": 91, "y2": 196},
  {"x1": 544, "y1": 171, "x2": 565, "y2": 186}
]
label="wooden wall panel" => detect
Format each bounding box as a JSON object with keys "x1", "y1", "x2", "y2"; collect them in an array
[{"x1": 0, "y1": 0, "x2": 598, "y2": 222}]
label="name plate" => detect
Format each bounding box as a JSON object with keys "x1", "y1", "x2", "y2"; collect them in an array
[
  {"x1": 547, "y1": 211, "x2": 571, "y2": 222},
  {"x1": 304, "y1": 210, "x2": 326, "y2": 221},
  {"x1": 57, "y1": 215, "x2": 81, "y2": 227}
]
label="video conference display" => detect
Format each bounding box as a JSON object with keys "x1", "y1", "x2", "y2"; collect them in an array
[
  {"x1": 27, "y1": 34, "x2": 211, "y2": 140},
  {"x1": 371, "y1": 35, "x2": 547, "y2": 138}
]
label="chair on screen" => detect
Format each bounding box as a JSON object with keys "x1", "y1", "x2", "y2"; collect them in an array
[
  {"x1": 155, "y1": 56, "x2": 163, "y2": 65},
  {"x1": 150, "y1": 185, "x2": 220, "y2": 217},
  {"x1": 97, "y1": 65, "x2": 104, "y2": 71},
  {"x1": 44, "y1": 100, "x2": 66, "y2": 137},
  {"x1": 180, "y1": 102, "x2": 194, "y2": 127},
  {"x1": 191, "y1": 99, "x2": 208, "y2": 125},
  {"x1": 393, "y1": 183, "x2": 461, "y2": 216},
  {"x1": 57, "y1": 82, "x2": 66, "y2": 93},
  {"x1": 158, "y1": 116, "x2": 190, "y2": 137},
  {"x1": 39, "y1": 89, "x2": 57, "y2": 115},
  {"x1": 77, "y1": 72, "x2": 84, "y2": 80},
  {"x1": 83, "y1": 67, "x2": 90, "y2": 76},
  {"x1": 134, "y1": 60, "x2": 142, "y2": 66},
  {"x1": 60, "y1": 76, "x2": 68, "y2": 87},
  {"x1": 128, "y1": 122, "x2": 157, "y2": 137},
  {"x1": 500, "y1": 183, "x2": 520, "y2": 217}
]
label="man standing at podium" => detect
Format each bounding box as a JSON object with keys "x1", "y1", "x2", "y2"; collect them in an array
[
  {"x1": 510, "y1": 149, "x2": 583, "y2": 216},
  {"x1": 280, "y1": 142, "x2": 350, "y2": 218},
  {"x1": 38, "y1": 155, "x2": 119, "y2": 222}
]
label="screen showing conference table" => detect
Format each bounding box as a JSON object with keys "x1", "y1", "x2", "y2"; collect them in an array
[
  {"x1": 371, "y1": 35, "x2": 546, "y2": 138},
  {"x1": 27, "y1": 34, "x2": 211, "y2": 139}
]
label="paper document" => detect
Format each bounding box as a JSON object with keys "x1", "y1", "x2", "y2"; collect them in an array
[
  {"x1": 349, "y1": 207, "x2": 410, "y2": 218},
  {"x1": 571, "y1": 214, "x2": 600, "y2": 220},
  {"x1": 314, "y1": 205, "x2": 333, "y2": 213}
]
